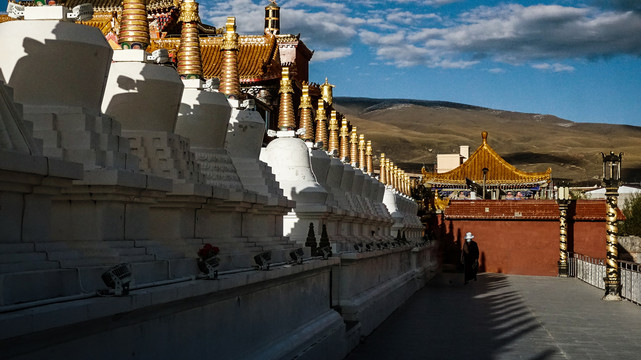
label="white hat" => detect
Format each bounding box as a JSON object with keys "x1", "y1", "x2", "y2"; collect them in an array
[{"x1": 465, "y1": 232, "x2": 474, "y2": 240}]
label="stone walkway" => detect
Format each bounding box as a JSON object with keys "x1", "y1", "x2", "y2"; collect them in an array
[{"x1": 345, "y1": 272, "x2": 641, "y2": 360}]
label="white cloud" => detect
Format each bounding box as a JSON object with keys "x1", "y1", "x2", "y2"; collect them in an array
[
  {"x1": 531, "y1": 63, "x2": 576, "y2": 72},
  {"x1": 363, "y1": 3, "x2": 641, "y2": 68},
  {"x1": 312, "y1": 47, "x2": 353, "y2": 62}
]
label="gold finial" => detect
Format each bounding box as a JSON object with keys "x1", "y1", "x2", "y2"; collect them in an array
[
  {"x1": 321, "y1": 77, "x2": 335, "y2": 106},
  {"x1": 358, "y1": 134, "x2": 366, "y2": 171},
  {"x1": 265, "y1": 0, "x2": 280, "y2": 35},
  {"x1": 386, "y1": 159, "x2": 392, "y2": 186},
  {"x1": 328, "y1": 110, "x2": 339, "y2": 154},
  {"x1": 366, "y1": 141, "x2": 373, "y2": 176},
  {"x1": 380, "y1": 153, "x2": 387, "y2": 184},
  {"x1": 219, "y1": 17, "x2": 241, "y2": 98},
  {"x1": 119, "y1": 0, "x2": 150, "y2": 49},
  {"x1": 350, "y1": 126, "x2": 358, "y2": 167},
  {"x1": 177, "y1": 0, "x2": 202, "y2": 79},
  {"x1": 315, "y1": 99, "x2": 328, "y2": 148},
  {"x1": 278, "y1": 67, "x2": 295, "y2": 130},
  {"x1": 298, "y1": 82, "x2": 314, "y2": 141},
  {"x1": 482, "y1": 131, "x2": 488, "y2": 143},
  {"x1": 339, "y1": 118, "x2": 350, "y2": 161}
]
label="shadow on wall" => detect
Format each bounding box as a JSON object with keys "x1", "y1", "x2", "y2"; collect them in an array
[{"x1": 345, "y1": 273, "x2": 562, "y2": 360}]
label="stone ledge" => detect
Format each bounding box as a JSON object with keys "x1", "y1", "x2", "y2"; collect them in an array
[
  {"x1": 74, "y1": 168, "x2": 172, "y2": 192},
  {"x1": 0, "y1": 258, "x2": 339, "y2": 341}
]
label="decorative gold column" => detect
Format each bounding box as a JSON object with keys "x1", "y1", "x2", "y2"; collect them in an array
[
  {"x1": 602, "y1": 151, "x2": 623, "y2": 300},
  {"x1": 604, "y1": 188, "x2": 621, "y2": 299},
  {"x1": 321, "y1": 77, "x2": 335, "y2": 106},
  {"x1": 366, "y1": 141, "x2": 373, "y2": 176},
  {"x1": 315, "y1": 99, "x2": 327, "y2": 149},
  {"x1": 277, "y1": 67, "x2": 295, "y2": 130},
  {"x1": 358, "y1": 135, "x2": 366, "y2": 171},
  {"x1": 298, "y1": 82, "x2": 314, "y2": 141},
  {"x1": 219, "y1": 17, "x2": 241, "y2": 98},
  {"x1": 350, "y1": 126, "x2": 358, "y2": 167},
  {"x1": 119, "y1": 0, "x2": 150, "y2": 49},
  {"x1": 327, "y1": 110, "x2": 339, "y2": 154},
  {"x1": 339, "y1": 119, "x2": 349, "y2": 161},
  {"x1": 558, "y1": 196, "x2": 569, "y2": 277},
  {"x1": 177, "y1": 0, "x2": 202, "y2": 79},
  {"x1": 380, "y1": 153, "x2": 387, "y2": 184}
]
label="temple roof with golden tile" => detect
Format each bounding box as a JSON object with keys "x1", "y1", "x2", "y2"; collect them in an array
[{"x1": 422, "y1": 131, "x2": 551, "y2": 187}]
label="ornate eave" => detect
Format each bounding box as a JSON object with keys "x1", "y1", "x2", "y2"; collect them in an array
[
  {"x1": 422, "y1": 131, "x2": 551, "y2": 188},
  {"x1": 149, "y1": 34, "x2": 281, "y2": 83}
]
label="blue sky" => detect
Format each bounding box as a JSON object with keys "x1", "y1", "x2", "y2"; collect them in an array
[{"x1": 201, "y1": 0, "x2": 641, "y2": 126}]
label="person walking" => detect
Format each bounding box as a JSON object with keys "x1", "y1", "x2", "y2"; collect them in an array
[{"x1": 461, "y1": 232, "x2": 480, "y2": 284}]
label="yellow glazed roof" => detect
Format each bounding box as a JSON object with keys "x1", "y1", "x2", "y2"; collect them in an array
[{"x1": 422, "y1": 131, "x2": 551, "y2": 186}]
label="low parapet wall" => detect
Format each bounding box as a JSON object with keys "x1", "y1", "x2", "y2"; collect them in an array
[{"x1": 0, "y1": 243, "x2": 438, "y2": 360}]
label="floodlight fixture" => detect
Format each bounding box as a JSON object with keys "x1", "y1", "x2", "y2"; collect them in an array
[
  {"x1": 7, "y1": 2, "x2": 25, "y2": 19},
  {"x1": 254, "y1": 250, "x2": 272, "y2": 270},
  {"x1": 203, "y1": 256, "x2": 220, "y2": 280},
  {"x1": 318, "y1": 246, "x2": 332, "y2": 260},
  {"x1": 147, "y1": 49, "x2": 170, "y2": 64},
  {"x1": 67, "y1": 3, "x2": 93, "y2": 22},
  {"x1": 289, "y1": 248, "x2": 304, "y2": 265},
  {"x1": 101, "y1": 263, "x2": 132, "y2": 296}
]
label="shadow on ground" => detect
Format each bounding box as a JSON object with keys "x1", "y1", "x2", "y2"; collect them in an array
[{"x1": 344, "y1": 272, "x2": 560, "y2": 360}]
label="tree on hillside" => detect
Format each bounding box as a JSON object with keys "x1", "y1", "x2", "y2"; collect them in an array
[{"x1": 620, "y1": 193, "x2": 641, "y2": 236}]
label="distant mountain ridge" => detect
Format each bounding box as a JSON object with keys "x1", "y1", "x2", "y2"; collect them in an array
[{"x1": 333, "y1": 96, "x2": 641, "y2": 185}]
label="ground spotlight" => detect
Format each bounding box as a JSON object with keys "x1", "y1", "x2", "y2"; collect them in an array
[
  {"x1": 318, "y1": 246, "x2": 332, "y2": 260},
  {"x1": 101, "y1": 263, "x2": 132, "y2": 296},
  {"x1": 254, "y1": 250, "x2": 272, "y2": 270},
  {"x1": 289, "y1": 248, "x2": 304, "y2": 265}
]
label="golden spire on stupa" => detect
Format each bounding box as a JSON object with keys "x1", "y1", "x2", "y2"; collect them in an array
[
  {"x1": 350, "y1": 126, "x2": 358, "y2": 167},
  {"x1": 119, "y1": 0, "x2": 150, "y2": 49},
  {"x1": 277, "y1": 66, "x2": 295, "y2": 130},
  {"x1": 386, "y1": 159, "x2": 392, "y2": 186},
  {"x1": 380, "y1": 153, "x2": 387, "y2": 184},
  {"x1": 358, "y1": 134, "x2": 366, "y2": 171},
  {"x1": 298, "y1": 82, "x2": 314, "y2": 141},
  {"x1": 177, "y1": 0, "x2": 202, "y2": 79},
  {"x1": 339, "y1": 118, "x2": 350, "y2": 161},
  {"x1": 328, "y1": 110, "x2": 339, "y2": 154},
  {"x1": 320, "y1": 77, "x2": 335, "y2": 106},
  {"x1": 366, "y1": 141, "x2": 373, "y2": 175},
  {"x1": 219, "y1": 17, "x2": 241, "y2": 98},
  {"x1": 315, "y1": 99, "x2": 328, "y2": 149}
]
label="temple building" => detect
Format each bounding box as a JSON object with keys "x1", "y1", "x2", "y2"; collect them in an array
[{"x1": 422, "y1": 131, "x2": 551, "y2": 201}]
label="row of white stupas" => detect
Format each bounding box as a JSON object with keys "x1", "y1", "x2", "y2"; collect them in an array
[{"x1": 0, "y1": 2, "x2": 422, "y2": 305}]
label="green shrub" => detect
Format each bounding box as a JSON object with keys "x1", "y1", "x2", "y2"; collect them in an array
[{"x1": 620, "y1": 193, "x2": 641, "y2": 236}]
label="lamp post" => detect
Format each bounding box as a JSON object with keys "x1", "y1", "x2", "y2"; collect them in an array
[
  {"x1": 602, "y1": 151, "x2": 623, "y2": 301},
  {"x1": 557, "y1": 185, "x2": 570, "y2": 277}
]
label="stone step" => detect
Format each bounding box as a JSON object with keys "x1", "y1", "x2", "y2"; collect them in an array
[
  {"x1": 0, "y1": 251, "x2": 48, "y2": 264},
  {"x1": 0, "y1": 260, "x2": 60, "y2": 274},
  {"x1": 0, "y1": 242, "x2": 35, "y2": 253}
]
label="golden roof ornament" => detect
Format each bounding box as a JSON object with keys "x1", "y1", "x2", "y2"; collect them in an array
[
  {"x1": 119, "y1": 0, "x2": 150, "y2": 49},
  {"x1": 350, "y1": 126, "x2": 358, "y2": 167},
  {"x1": 339, "y1": 118, "x2": 350, "y2": 161},
  {"x1": 380, "y1": 153, "x2": 387, "y2": 184},
  {"x1": 315, "y1": 99, "x2": 328, "y2": 149},
  {"x1": 298, "y1": 82, "x2": 314, "y2": 141},
  {"x1": 277, "y1": 67, "x2": 295, "y2": 130},
  {"x1": 265, "y1": 0, "x2": 280, "y2": 35},
  {"x1": 366, "y1": 141, "x2": 373, "y2": 176},
  {"x1": 219, "y1": 17, "x2": 241, "y2": 98},
  {"x1": 177, "y1": 0, "x2": 202, "y2": 79},
  {"x1": 386, "y1": 159, "x2": 392, "y2": 186},
  {"x1": 358, "y1": 134, "x2": 366, "y2": 171},
  {"x1": 321, "y1": 77, "x2": 335, "y2": 106},
  {"x1": 328, "y1": 110, "x2": 339, "y2": 154}
]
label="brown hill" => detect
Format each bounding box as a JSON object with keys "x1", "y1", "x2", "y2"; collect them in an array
[{"x1": 334, "y1": 97, "x2": 641, "y2": 185}]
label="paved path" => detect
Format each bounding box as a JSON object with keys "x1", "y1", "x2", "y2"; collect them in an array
[{"x1": 345, "y1": 272, "x2": 641, "y2": 360}]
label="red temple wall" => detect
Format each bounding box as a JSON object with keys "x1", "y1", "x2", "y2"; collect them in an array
[{"x1": 438, "y1": 199, "x2": 615, "y2": 276}]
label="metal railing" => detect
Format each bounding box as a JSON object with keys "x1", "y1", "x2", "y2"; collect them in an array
[{"x1": 569, "y1": 253, "x2": 641, "y2": 305}]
